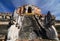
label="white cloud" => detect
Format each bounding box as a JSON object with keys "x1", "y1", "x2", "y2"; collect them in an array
[{"x1": 56, "y1": 16, "x2": 60, "y2": 20}]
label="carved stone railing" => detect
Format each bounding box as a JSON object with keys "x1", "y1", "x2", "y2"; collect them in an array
[{"x1": 0, "y1": 35, "x2": 5, "y2": 41}]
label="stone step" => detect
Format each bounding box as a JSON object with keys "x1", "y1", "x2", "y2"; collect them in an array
[{"x1": 15, "y1": 39, "x2": 57, "y2": 41}]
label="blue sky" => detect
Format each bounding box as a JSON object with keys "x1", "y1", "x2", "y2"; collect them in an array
[{"x1": 0, "y1": 0, "x2": 60, "y2": 20}]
